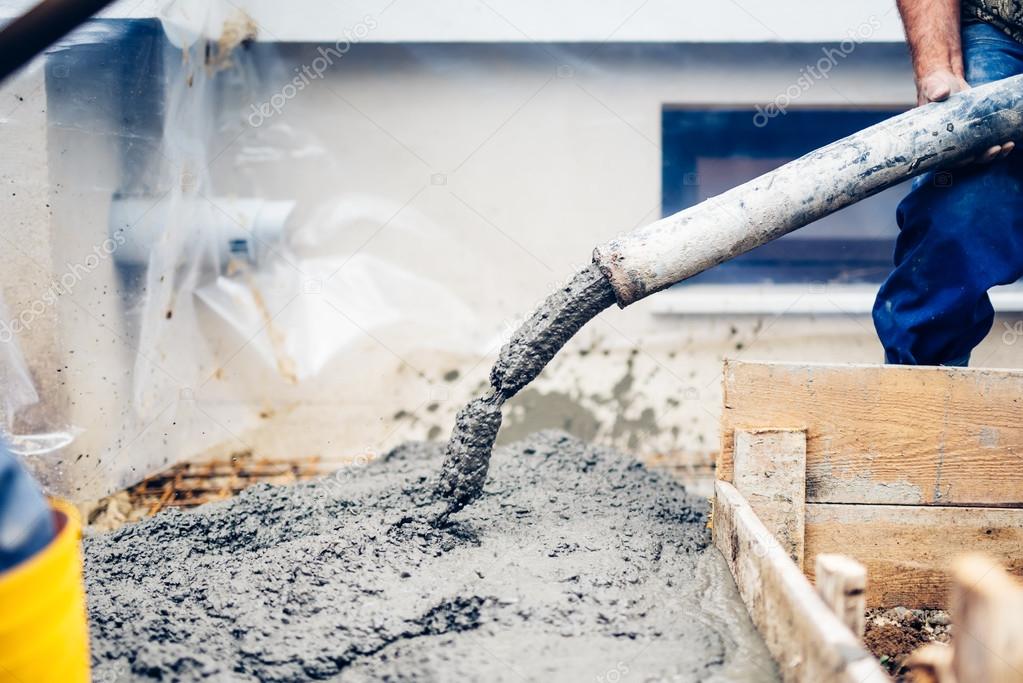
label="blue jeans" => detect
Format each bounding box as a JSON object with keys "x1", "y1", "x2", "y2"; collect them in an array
[{"x1": 873, "y1": 22, "x2": 1023, "y2": 366}]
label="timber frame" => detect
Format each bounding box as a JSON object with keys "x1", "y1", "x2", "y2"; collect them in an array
[{"x1": 712, "y1": 360, "x2": 1023, "y2": 683}]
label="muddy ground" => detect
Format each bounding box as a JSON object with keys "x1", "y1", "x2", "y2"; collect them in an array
[
  {"x1": 85, "y1": 431, "x2": 778, "y2": 682},
  {"x1": 864, "y1": 607, "x2": 951, "y2": 680}
]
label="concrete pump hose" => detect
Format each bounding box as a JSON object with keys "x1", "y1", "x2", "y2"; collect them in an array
[{"x1": 592, "y1": 73, "x2": 1023, "y2": 307}]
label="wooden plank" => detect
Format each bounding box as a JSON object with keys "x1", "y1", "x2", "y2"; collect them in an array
[
  {"x1": 713, "y1": 481, "x2": 890, "y2": 683},
  {"x1": 804, "y1": 504, "x2": 1023, "y2": 608},
  {"x1": 814, "y1": 554, "x2": 866, "y2": 638},
  {"x1": 719, "y1": 360, "x2": 1023, "y2": 506},
  {"x1": 950, "y1": 554, "x2": 1023, "y2": 683},
  {"x1": 733, "y1": 428, "x2": 807, "y2": 568}
]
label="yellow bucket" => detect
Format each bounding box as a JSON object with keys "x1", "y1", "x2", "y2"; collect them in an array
[{"x1": 0, "y1": 498, "x2": 90, "y2": 683}]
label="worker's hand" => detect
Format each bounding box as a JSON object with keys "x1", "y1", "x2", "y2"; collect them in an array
[{"x1": 917, "y1": 69, "x2": 1015, "y2": 163}]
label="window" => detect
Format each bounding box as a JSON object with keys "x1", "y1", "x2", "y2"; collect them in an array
[{"x1": 662, "y1": 108, "x2": 909, "y2": 284}]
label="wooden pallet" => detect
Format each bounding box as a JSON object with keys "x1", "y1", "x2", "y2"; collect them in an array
[{"x1": 713, "y1": 360, "x2": 1023, "y2": 683}]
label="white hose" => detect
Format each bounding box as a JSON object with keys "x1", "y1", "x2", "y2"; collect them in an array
[{"x1": 593, "y1": 74, "x2": 1023, "y2": 306}]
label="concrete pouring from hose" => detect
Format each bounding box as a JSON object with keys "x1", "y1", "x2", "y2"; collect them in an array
[{"x1": 436, "y1": 74, "x2": 1023, "y2": 517}]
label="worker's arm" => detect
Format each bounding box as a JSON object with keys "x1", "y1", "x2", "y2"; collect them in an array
[
  {"x1": 898, "y1": 0, "x2": 966, "y2": 103},
  {"x1": 898, "y1": 0, "x2": 1013, "y2": 160}
]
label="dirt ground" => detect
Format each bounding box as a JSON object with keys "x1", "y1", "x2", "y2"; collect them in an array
[{"x1": 864, "y1": 607, "x2": 951, "y2": 679}]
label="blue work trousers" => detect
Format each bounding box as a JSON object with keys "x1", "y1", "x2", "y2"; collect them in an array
[{"x1": 874, "y1": 22, "x2": 1023, "y2": 366}]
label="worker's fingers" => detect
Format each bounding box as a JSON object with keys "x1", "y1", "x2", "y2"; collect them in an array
[
  {"x1": 917, "y1": 85, "x2": 946, "y2": 105},
  {"x1": 951, "y1": 141, "x2": 1014, "y2": 168},
  {"x1": 923, "y1": 81, "x2": 953, "y2": 103},
  {"x1": 917, "y1": 71, "x2": 970, "y2": 105},
  {"x1": 978, "y1": 145, "x2": 1003, "y2": 164}
]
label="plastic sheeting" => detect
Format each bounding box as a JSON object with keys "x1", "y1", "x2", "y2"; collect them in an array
[
  {"x1": 1, "y1": 2, "x2": 488, "y2": 501},
  {"x1": 0, "y1": 292, "x2": 77, "y2": 456}
]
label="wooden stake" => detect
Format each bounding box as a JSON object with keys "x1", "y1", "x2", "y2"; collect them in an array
[
  {"x1": 814, "y1": 554, "x2": 866, "y2": 638},
  {"x1": 950, "y1": 554, "x2": 1023, "y2": 683},
  {"x1": 732, "y1": 427, "x2": 807, "y2": 568}
]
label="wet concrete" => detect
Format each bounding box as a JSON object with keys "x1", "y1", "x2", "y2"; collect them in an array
[
  {"x1": 86, "y1": 432, "x2": 778, "y2": 682},
  {"x1": 436, "y1": 264, "x2": 617, "y2": 515}
]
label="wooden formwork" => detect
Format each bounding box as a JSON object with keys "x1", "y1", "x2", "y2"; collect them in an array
[{"x1": 713, "y1": 360, "x2": 1023, "y2": 683}]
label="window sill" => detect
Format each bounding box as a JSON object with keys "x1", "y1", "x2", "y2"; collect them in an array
[{"x1": 649, "y1": 284, "x2": 1023, "y2": 316}]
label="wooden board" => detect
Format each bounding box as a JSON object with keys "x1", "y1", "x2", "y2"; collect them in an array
[
  {"x1": 804, "y1": 503, "x2": 1023, "y2": 608},
  {"x1": 713, "y1": 481, "x2": 890, "y2": 683},
  {"x1": 720, "y1": 360, "x2": 1023, "y2": 506}
]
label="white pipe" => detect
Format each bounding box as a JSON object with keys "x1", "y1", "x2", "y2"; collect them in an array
[
  {"x1": 593, "y1": 75, "x2": 1023, "y2": 307},
  {"x1": 109, "y1": 197, "x2": 295, "y2": 267}
]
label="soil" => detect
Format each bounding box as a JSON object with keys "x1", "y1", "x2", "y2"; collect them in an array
[
  {"x1": 85, "y1": 431, "x2": 778, "y2": 682},
  {"x1": 436, "y1": 264, "x2": 617, "y2": 517},
  {"x1": 863, "y1": 607, "x2": 951, "y2": 680}
]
